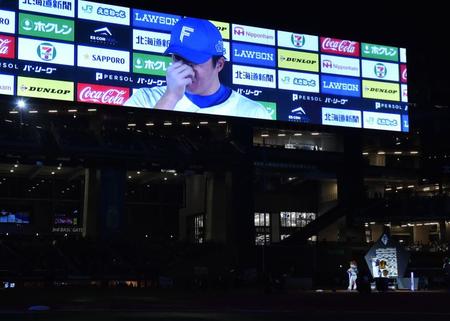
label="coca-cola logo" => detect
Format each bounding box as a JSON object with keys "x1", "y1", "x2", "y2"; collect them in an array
[
  {"x1": 0, "y1": 35, "x2": 14, "y2": 59},
  {"x1": 78, "y1": 83, "x2": 130, "y2": 105},
  {"x1": 401, "y1": 66, "x2": 407, "y2": 82},
  {"x1": 321, "y1": 37, "x2": 359, "y2": 56}
]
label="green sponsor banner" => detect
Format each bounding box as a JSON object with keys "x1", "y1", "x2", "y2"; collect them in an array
[
  {"x1": 361, "y1": 43, "x2": 398, "y2": 62},
  {"x1": 19, "y1": 13, "x2": 75, "y2": 42},
  {"x1": 133, "y1": 53, "x2": 172, "y2": 76},
  {"x1": 258, "y1": 101, "x2": 277, "y2": 120}
]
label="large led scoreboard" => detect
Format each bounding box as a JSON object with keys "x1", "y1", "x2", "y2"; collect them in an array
[{"x1": 0, "y1": 0, "x2": 409, "y2": 132}]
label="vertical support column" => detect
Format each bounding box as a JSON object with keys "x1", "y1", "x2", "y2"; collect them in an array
[
  {"x1": 271, "y1": 212, "x2": 280, "y2": 243},
  {"x1": 337, "y1": 132, "x2": 365, "y2": 242},
  {"x1": 82, "y1": 167, "x2": 125, "y2": 239},
  {"x1": 99, "y1": 168, "x2": 126, "y2": 239},
  {"x1": 83, "y1": 168, "x2": 99, "y2": 239}
]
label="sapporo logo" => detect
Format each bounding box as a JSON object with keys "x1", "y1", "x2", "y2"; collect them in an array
[
  {"x1": 37, "y1": 42, "x2": 56, "y2": 61},
  {"x1": 291, "y1": 34, "x2": 305, "y2": 48},
  {"x1": 374, "y1": 63, "x2": 387, "y2": 78}
]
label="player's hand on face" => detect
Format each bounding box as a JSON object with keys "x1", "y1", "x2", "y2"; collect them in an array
[{"x1": 165, "y1": 60, "x2": 195, "y2": 100}]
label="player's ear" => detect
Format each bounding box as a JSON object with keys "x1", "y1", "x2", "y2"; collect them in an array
[{"x1": 215, "y1": 57, "x2": 225, "y2": 71}]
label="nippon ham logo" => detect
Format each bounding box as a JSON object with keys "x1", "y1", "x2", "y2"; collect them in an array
[
  {"x1": 322, "y1": 59, "x2": 332, "y2": 69},
  {"x1": 232, "y1": 24, "x2": 275, "y2": 45},
  {"x1": 321, "y1": 37, "x2": 359, "y2": 56},
  {"x1": 0, "y1": 36, "x2": 15, "y2": 59},
  {"x1": 374, "y1": 63, "x2": 387, "y2": 78},
  {"x1": 233, "y1": 26, "x2": 245, "y2": 36},
  {"x1": 77, "y1": 83, "x2": 130, "y2": 105},
  {"x1": 291, "y1": 34, "x2": 306, "y2": 48},
  {"x1": 37, "y1": 42, "x2": 57, "y2": 61}
]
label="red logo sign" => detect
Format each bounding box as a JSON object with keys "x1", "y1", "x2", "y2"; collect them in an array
[
  {"x1": 77, "y1": 83, "x2": 130, "y2": 105},
  {"x1": 400, "y1": 65, "x2": 407, "y2": 83},
  {"x1": 320, "y1": 37, "x2": 360, "y2": 57},
  {"x1": 0, "y1": 35, "x2": 15, "y2": 59}
]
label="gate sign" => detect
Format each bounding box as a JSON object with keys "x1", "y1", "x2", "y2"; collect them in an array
[{"x1": 364, "y1": 232, "x2": 410, "y2": 279}]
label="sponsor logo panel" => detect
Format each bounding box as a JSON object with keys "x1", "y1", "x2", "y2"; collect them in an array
[
  {"x1": 361, "y1": 59, "x2": 399, "y2": 82},
  {"x1": 0, "y1": 35, "x2": 15, "y2": 59},
  {"x1": 320, "y1": 37, "x2": 360, "y2": 57},
  {"x1": 402, "y1": 114, "x2": 409, "y2": 132},
  {"x1": 362, "y1": 80, "x2": 400, "y2": 101},
  {"x1": 77, "y1": 21, "x2": 130, "y2": 49},
  {"x1": 77, "y1": 83, "x2": 130, "y2": 105},
  {"x1": 17, "y1": 76, "x2": 74, "y2": 101},
  {"x1": 232, "y1": 64, "x2": 276, "y2": 88},
  {"x1": 320, "y1": 75, "x2": 360, "y2": 97},
  {"x1": 133, "y1": 29, "x2": 170, "y2": 54},
  {"x1": 132, "y1": 9, "x2": 180, "y2": 32},
  {"x1": 401, "y1": 84, "x2": 408, "y2": 102},
  {"x1": 277, "y1": 31, "x2": 318, "y2": 51},
  {"x1": 321, "y1": 54, "x2": 360, "y2": 77},
  {"x1": 322, "y1": 107, "x2": 362, "y2": 128},
  {"x1": 0, "y1": 74, "x2": 14, "y2": 95},
  {"x1": 18, "y1": 38, "x2": 74, "y2": 66},
  {"x1": 19, "y1": 0, "x2": 75, "y2": 18},
  {"x1": 257, "y1": 101, "x2": 277, "y2": 120},
  {"x1": 77, "y1": 45, "x2": 129, "y2": 72},
  {"x1": 232, "y1": 43, "x2": 276, "y2": 67},
  {"x1": 400, "y1": 48, "x2": 407, "y2": 63},
  {"x1": 278, "y1": 49, "x2": 319, "y2": 72},
  {"x1": 363, "y1": 111, "x2": 401, "y2": 132},
  {"x1": 231, "y1": 24, "x2": 275, "y2": 46},
  {"x1": 400, "y1": 65, "x2": 407, "y2": 83},
  {"x1": 361, "y1": 42, "x2": 398, "y2": 61},
  {"x1": 0, "y1": 9, "x2": 15, "y2": 34},
  {"x1": 78, "y1": 0, "x2": 130, "y2": 26},
  {"x1": 19, "y1": 13, "x2": 74, "y2": 41},
  {"x1": 278, "y1": 69, "x2": 319, "y2": 93},
  {"x1": 373, "y1": 101, "x2": 406, "y2": 112},
  {"x1": 133, "y1": 53, "x2": 172, "y2": 76},
  {"x1": 211, "y1": 20, "x2": 229, "y2": 40}
]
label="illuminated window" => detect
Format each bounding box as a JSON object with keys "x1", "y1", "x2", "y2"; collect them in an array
[
  {"x1": 280, "y1": 212, "x2": 316, "y2": 227},
  {"x1": 255, "y1": 212, "x2": 270, "y2": 245},
  {"x1": 193, "y1": 214, "x2": 204, "y2": 244}
]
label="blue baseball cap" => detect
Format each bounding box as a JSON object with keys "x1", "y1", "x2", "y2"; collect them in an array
[{"x1": 164, "y1": 17, "x2": 225, "y2": 64}]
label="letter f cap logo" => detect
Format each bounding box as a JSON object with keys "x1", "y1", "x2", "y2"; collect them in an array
[{"x1": 180, "y1": 26, "x2": 194, "y2": 43}]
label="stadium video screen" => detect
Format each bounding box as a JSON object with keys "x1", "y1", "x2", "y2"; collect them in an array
[{"x1": 0, "y1": 0, "x2": 409, "y2": 132}]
